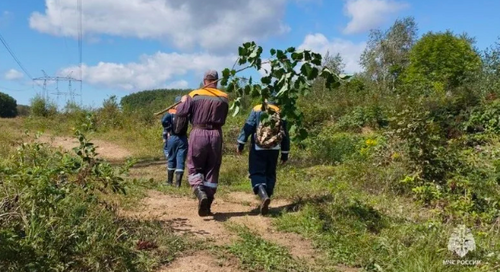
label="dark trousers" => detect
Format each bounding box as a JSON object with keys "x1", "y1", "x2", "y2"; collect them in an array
[
  {"x1": 249, "y1": 144, "x2": 280, "y2": 197},
  {"x1": 167, "y1": 134, "x2": 188, "y2": 172}
]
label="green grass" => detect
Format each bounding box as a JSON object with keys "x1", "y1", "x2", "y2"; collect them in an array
[
  {"x1": 270, "y1": 160, "x2": 500, "y2": 271},
  {"x1": 223, "y1": 223, "x2": 319, "y2": 272}
]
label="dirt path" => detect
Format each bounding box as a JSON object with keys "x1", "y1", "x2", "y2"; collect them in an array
[
  {"x1": 122, "y1": 190, "x2": 317, "y2": 252},
  {"x1": 156, "y1": 251, "x2": 240, "y2": 272},
  {"x1": 120, "y1": 190, "x2": 320, "y2": 271},
  {"x1": 35, "y1": 134, "x2": 349, "y2": 271},
  {"x1": 36, "y1": 135, "x2": 132, "y2": 161}
]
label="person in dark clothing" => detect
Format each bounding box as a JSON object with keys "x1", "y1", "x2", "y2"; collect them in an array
[
  {"x1": 175, "y1": 70, "x2": 229, "y2": 216},
  {"x1": 161, "y1": 96, "x2": 189, "y2": 187},
  {"x1": 236, "y1": 99, "x2": 290, "y2": 215}
]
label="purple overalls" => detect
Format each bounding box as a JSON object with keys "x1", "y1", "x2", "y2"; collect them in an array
[{"x1": 175, "y1": 88, "x2": 229, "y2": 198}]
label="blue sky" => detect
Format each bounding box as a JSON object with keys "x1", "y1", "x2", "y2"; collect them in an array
[{"x1": 1, "y1": 0, "x2": 499, "y2": 108}]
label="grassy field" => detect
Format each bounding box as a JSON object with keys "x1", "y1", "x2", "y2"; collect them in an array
[{"x1": 2, "y1": 95, "x2": 498, "y2": 271}]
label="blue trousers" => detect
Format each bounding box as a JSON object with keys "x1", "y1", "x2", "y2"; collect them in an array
[
  {"x1": 249, "y1": 144, "x2": 280, "y2": 197},
  {"x1": 163, "y1": 141, "x2": 168, "y2": 160},
  {"x1": 167, "y1": 134, "x2": 188, "y2": 172}
]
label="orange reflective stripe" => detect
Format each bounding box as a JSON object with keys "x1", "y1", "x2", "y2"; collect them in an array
[
  {"x1": 189, "y1": 88, "x2": 229, "y2": 99},
  {"x1": 253, "y1": 104, "x2": 280, "y2": 112},
  {"x1": 168, "y1": 109, "x2": 177, "y2": 114}
]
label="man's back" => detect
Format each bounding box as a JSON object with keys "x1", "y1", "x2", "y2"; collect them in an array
[
  {"x1": 176, "y1": 88, "x2": 229, "y2": 127},
  {"x1": 176, "y1": 69, "x2": 228, "y2": 217}
]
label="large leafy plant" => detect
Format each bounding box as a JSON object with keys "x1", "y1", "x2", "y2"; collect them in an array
[{"x1": 220, "y1": 41, "x2": 350, "y2": 141}]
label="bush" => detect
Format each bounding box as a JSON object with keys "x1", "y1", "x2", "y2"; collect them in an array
[
  {"x1": 96, "y1": 95, "x2": 124, "y2": 130},
  {"x1": 305, "y1": 130, "x2": 365, "y2": 164},
  {"x1": 0, "y1": 91, "x2": 18, "y2": 118},
  {"x1": 465, "y1": 98, "x2": 500, "y2": 134},
  {"x1": 30, "y1": 95, "x2": 57, "y2": 117},
  {"x1": 0, "y1": 130, "x2": 184, "y2": 271},
  {"x1": 16, "y1": 105, "x2": 30, "y2": 116},
  {"x1": 335, "y1": 105, "x2": 389, "y2": 132},
  {"x1": 388, "y1": 94, "x2": 500, "y2": 223}
]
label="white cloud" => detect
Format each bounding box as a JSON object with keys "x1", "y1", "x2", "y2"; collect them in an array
[
  {"x1": 165, "y1": 80, "x2": 189, "y2": 89},
  {"x1": 298, "y1": 33, "x2": 366, "y2": 73},
  {"x1": 4, "y1": 69, "x2": 24, "y2": 80},
  {"x1": 342, "y1": 0, "x2": 409, "y2": 34},
  {"x1": 57, "y1": 51, "x2": 237, "y2": 91},
  {"x1": 30, "y1": 0, "x2": 290, "y2": 53}
]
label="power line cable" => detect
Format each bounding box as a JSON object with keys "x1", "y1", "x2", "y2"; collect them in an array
[
  {"x1": 0, "y1": 32, "x2": 45, "y2": 90},
  {"x1": 77, "y1": 0, "x2": 83, "y2": 105},
  {"x1": 0, "y1": 84, "x2": 33, "y2": 92},
  {"x1": 0, "y1": 33, "x2": 34, "y2": 80}
]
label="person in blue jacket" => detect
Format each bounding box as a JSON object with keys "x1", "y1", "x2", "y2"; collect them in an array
[
  {"x1": 161, "y1": 96, "x2": 189, "y2": 187},
  {"x1": 236, "y1": 98, "x2": 290, "y2": 215}
]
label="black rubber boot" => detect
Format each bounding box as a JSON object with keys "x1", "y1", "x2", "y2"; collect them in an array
[
  {"x1": 194, "y1": 186, "x2": 210, "y2": 217},
  {"x1": 167, "y1": 170, "x2": 174, "y2": 186},
  {"x1": 207, "y1": 196, "x2": 214, "y2": 216},
  {"x1": 257, "y1": 185, "x2": 271, "y2": 215},
  {"x1": 175, "y1": 172, "x2": 183, "y2": 188}
]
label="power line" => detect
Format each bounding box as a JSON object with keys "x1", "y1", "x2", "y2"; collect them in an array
[
  {"x1": 77, "y1": 0, "x2": 83, "y2": 105},
  {"x1": 0, "y1": 84, "x2": 32, "y2": 92},
  {"x1": 0, "y1": 32, "x2": 45, "y2": 91},
  {"x1": 0, "y1": 33, "x2": 34, "y2": 80},
  {"x1": 0, "y1": 0, "x2": 84, "y2": 104}
]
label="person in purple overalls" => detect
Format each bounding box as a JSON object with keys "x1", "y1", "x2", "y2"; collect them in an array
[{"x1": 175, "y1": 70, "x2": 229, "y2": 217}]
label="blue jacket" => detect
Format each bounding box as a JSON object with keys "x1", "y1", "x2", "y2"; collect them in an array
[
  {"x1": 237, "y1": 104, "x2": 290, "y2": 156},
  {"x1": 161, "y1": 109, "x2": 177, "y2": 142}
]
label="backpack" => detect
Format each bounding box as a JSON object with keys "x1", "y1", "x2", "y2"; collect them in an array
[
  {"x1": 255, "y1": 107, "x2": 285, "y2": 148},
  {"x1": 171, "y1": 114, "x2": 189, "y2": 135}
]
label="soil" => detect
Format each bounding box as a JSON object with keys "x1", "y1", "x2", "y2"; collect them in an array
[
  {"x1": 36, "y1": 135, "x2": 132, "y2": 161},
  {"x1": 120, "y1": 189, "x2": 322, "y2": 271}
]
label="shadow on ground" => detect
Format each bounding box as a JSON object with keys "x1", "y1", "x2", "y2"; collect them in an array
[{"x1": 212, "y1": 194, "x2": 334, "y2": 222}]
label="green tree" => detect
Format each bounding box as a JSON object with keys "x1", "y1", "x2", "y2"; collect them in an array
[
  {"x1": 303, "y1": 50, "x2": 348, "y2": 100},
  {"x1": 360, "y1": 17, "x2": 418, "y2": 93},
  {"x1": 0, "y1": 91, "x2": 18, "y2": 118},
  {"x1": 480, "y1": 37, "x2": 500, "y2": 98},
  {"x1": 403, "y1": 30, "x2": 482, "y2": 94},
  {"x1": 323, "y1": 51, "x2": 345, "y2": 75}
]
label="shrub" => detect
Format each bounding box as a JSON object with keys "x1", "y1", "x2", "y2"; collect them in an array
[
  {"x1": 388, "y1": 94, "x2": 500, "y2": 223},
  {"x1": 96, "y1": 95, "x2": 124, "y2": 130},
  {"x1": 335, "y1": 105, "x2": 389, "y2": 132},
  {"x1": 465, "y1": 99, "x2": 500, "y2": 134},
  {"x1": 0, "y1": 130, "x2": 184, "y2": 271},
  {"x1": 305, "y1": 130, "x2": 364, "y2": 164},
  {"x1": 16, "y1": 105, "x2": 30, "y2": 116},
  {"x1": 30, "y1": 95, "x2": 57, "y2": 118}
]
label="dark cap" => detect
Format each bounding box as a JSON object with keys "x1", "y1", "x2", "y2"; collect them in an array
[{"x1": 204, "y1": 70, "x2": 218, "y2": 80}]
